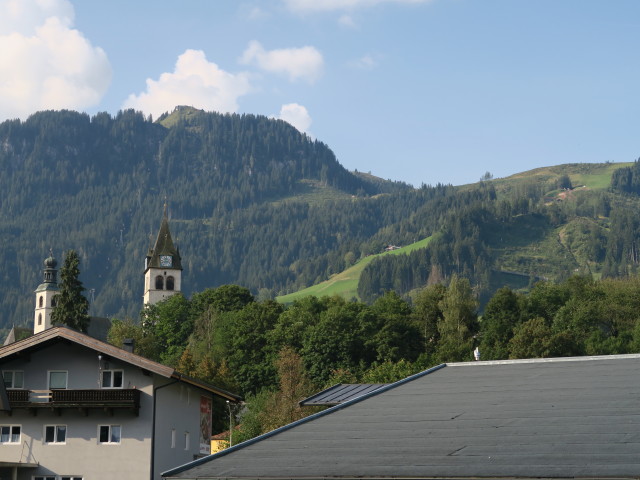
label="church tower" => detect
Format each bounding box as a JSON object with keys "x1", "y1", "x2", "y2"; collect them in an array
[
  {"x1": 34, "y1": 252, "x2": 59, "y2": 333},
  {"x1": 143, "y1": 203, "x2": 183, "y2": 305}
]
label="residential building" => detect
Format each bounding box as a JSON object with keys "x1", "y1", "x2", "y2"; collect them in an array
[
  {"x1": 0, "y1": 327, "x2": 240, "y2": 480},
  {"x1": 163, "y1": 354, "x2": 640, "y2": 479}
]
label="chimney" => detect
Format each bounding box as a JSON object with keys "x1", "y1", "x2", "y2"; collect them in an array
[{"x1": 123, "y1": 338, "x2": 135, "y2": 354}]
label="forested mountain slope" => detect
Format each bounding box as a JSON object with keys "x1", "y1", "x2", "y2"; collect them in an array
[
  {"x1": 0, "y1": 106, "x2": 637, "y2": 332},
  {"x1": 356, "y1": 162, "x2": 640, "y2": 304},
  {"x1": 0, "y1": 107, "x2": 412, "y2": 328}
]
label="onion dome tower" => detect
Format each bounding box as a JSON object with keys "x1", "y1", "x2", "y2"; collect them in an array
[
  {"x1": 34, "y1": 251, "x2": 59, "y2": 333},
  {"x1": 143, "y1": 203, "x2": 183, "y2": 305}
]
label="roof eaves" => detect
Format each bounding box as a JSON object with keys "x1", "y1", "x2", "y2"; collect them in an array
[
  {"x1": 162, "y1": 363, "x2": 447, "y2": 479},
  {"x1": 171, "y1": 372, "x2": 242, "y2": 403}
]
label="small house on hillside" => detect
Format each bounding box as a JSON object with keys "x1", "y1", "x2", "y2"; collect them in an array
[{"x1": 163, "y1": 354, "x2": 640, "y2": 479}]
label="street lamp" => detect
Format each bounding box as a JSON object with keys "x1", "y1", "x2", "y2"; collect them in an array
[{"x1": 226, "y1": 400, "x2": 233, "y2": 447}]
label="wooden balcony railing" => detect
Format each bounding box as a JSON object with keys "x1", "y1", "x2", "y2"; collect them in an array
[{"x1": 6, "y1": 389, "x2": 140, "y2": 415}]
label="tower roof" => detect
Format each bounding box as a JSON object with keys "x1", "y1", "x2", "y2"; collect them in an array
[
  {"x1": 146, "y1": 204, "x2": 182, "y2": 271},
  {"x1": 36, "y1": 249, "x2": 59, "y2": 290}
]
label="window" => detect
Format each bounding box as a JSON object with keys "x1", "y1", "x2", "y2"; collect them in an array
[
  {"x1": 155, "y1": 275, "x2": 164, "y2": 289},
  {"x1": 39, "y1": 296, "x2": 43, "y2": 308},
  {"x1": 166, "y1": 276, "x2": 175, "y2": 291},
  {"x1": 101, "y1": 370, "x2": 123, "y2": 388},
  {"x1": 171, "y1": 429, "x2": 176, "y2": 448},
  {"x1": 48, "y1": 371, "x2": 67, "y2": 389},
  {"x1": 34, "y1": 476, "x2": 56, "y2": 480},
  {"x1": 38, "y1": 313, "x2": 42, "y2": 325},
  {"x1": 60, "y1": 477, "x2": 83, "y2": 480},
  {"x1": 3, "y1": 370, "x2": 24, "y2": 389},
  {"x1": 184, "y1": 431, "x2": 190, "y2": 450},
  {"x1": 0, "y1": 425, "x2": 21, "y2": 444},
  {"x1": 51, "y1": 297, "x2": 56, "y2": 307},
  {"x1": 99, "y1": 425, "x2": 121, "y2": 444},
  {"x1": 44, "y1": 425, "x2": 67, "y2": 444}
]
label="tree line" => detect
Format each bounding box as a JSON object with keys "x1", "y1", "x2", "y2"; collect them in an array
[{"x1": 107, "y1": 273, "x2": 640, "y2": 439}]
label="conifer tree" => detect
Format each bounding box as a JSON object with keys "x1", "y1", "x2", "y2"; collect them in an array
[{"x1": 51, "y1": 250, "x2": 90, "y2": 332}]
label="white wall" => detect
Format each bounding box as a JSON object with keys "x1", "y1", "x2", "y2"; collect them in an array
[
  {"x1": 0, "y1": 342, "x2": 154, "y2": 480},
  {"x1": 0, "y1": 341, "x2": 216, "y2": 480},
  {"x1": 153, "y1": 380, "x2": 212, "y2": 479}
]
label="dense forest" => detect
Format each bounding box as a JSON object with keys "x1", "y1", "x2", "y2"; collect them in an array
[
  {"x1": 0, "y1": 107, "x2": 639, "y2": 336},
  {"x1": 0, "y1": 107, "x2": 412, "y2": 329},
  {"x1": 358, "y1": 162, "x2": 640, "y2": 303}
]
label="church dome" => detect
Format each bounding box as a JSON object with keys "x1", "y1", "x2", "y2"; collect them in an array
[{"x1": 44, "y1": 255, "x2": 57, "y2": 269}]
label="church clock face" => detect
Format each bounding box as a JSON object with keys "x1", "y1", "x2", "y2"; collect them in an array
[{"x1": 160, "y1": 255, "x2": 173, "y2": 267}]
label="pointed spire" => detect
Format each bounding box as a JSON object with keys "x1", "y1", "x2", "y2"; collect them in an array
[{"x1": 144, "y1": 202, "x2": 182, "y2": 271}]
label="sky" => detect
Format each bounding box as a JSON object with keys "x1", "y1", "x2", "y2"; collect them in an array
[{"x1": 1, "y1": 0, "x2": 639, "y2": 187}]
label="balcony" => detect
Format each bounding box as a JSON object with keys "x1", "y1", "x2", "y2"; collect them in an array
[{"x1": 6, "y1": 389, "x2": 140, "y2": 416}]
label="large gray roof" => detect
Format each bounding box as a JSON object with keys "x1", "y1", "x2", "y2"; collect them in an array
[{"x1": 164, "y1": 354, "x2": 640, "y2": 479}]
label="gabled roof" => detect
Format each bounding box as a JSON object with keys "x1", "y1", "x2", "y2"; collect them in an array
[
  {"x1": 299, "y1": 383, "x2": 388, "y2": 406},
  {"x1": 163, "y1": 354, "x2": 640, "y2": 479},
  {"x1": 0, "y1": 327, "x2": 240, "y2": 402}
]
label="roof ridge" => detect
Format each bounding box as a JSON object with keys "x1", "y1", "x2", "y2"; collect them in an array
[{"x1": 447, "y1": 352, "x2": 640, "y2": 367}]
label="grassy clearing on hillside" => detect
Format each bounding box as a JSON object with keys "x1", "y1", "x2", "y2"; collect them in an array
[
  {"x1": 277, "y1": 236, "x2": 433, "y2": 303},
  {"x1": 489, "y1": 162, "x2": 632, "y2": 197},
  {"x1": 569, "y1": 162, "x2": 632, "y2": 189},
  {"x1": 488, "y1": 213, "x2": 609, "y2": 282},
  {"x1": 268, "y1": 179, "x2": 357, "y2": 206}
]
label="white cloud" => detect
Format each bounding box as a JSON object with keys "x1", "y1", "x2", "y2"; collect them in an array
[
  {"x1": 276, "y1": 103, "x2": 312, "y2": 134},
  {"x1": 246, "y1": 6, "x2": 269, "y2": 20},
  {"x1": 0, "y1": 0, "x2": 74, "y2": 35},
  {"x1": 123, "y1": 49, "x2": 252, "y2": 119},
  {"x1": 240, "y1": 41, "x2": 323, "y2": 83},
  {"x1": 338, "y1": 14, "x2": 357, "y2": 28},
  {"x1": 0, "y1": 0, "x2": 111, "y2": 121},
  {"x1": 349, "y1": 54, "x2": 379, "y2": 70},
  {"x1": 283, "y1": 0, "x2": 429, "y2": 12}
]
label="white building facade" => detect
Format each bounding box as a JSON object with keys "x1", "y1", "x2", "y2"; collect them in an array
[{"x1": 0, "y1": 328, "x2": 240, "y2": 480}]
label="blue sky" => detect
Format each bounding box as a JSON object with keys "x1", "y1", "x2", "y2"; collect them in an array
[{"x1": 1, "y1": 0, "x2": 639, "y2": 186}]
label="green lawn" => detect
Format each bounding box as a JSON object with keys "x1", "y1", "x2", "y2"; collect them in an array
[{"x1": 277, "y1": 236, "x2": 433, "y2": 303}]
